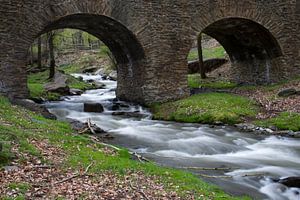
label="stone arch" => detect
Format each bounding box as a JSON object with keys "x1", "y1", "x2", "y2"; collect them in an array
[
  {"x1": 187, "y1": 0, "x2": 293, "y2": 84},
  {"x1": 202, "y1": 18, "x2": 282, "y2": 61},
  {"x1": 1, "y1": 11, "x2": 147, "y2": 103},
  {"x1": 38, "y1": 13, "x2": 146, "y2": 102},
  {"x1": 191, "y1": 17, "x2": 284, "y2": 84}
]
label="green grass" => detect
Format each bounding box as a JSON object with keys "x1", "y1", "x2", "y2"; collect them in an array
[
  {"x1": 256, "y1": 112, "x2": 300, "y2": 131},
  {"x1": 152, "y1": 93, "x2": 259, "y2": 125},
  {"x1": 27, "y1": 70, "x2": 61, "y2": 100},
  {"x1": 237, "y1": 76, "x2": 300, "y2": 92},
  {"x1": 59, "y1": 47, "x2": 116, "y2": 75},
  {"x1": 0, "y1": 96, "x2": 247, "y2": 199},
  {"x1": 27, "y1": 70, "x2": 95, "y2": 100},
  {"x1": 188, "y1": 74, "x2": 237, "y2": 89},
  {"x1": 67, "y1": 75, "x2": 96, "y2": 90},
  {"x1": 60, "y1": 64, "x2": 83, "y2": 74},
  {"x1": 3, "y1": 182, "x2": 30, "y2": 200},
  {"x1": 7, "y1": 182, "x2": 31, "y2": 197},
  {"x1": 188, "y1": 46, "x2": 226, "y2": 62}
]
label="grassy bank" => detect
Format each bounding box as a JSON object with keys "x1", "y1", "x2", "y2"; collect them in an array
[
  {"x1": 59, "y1": 46, "x2": 115, "y2": 75},
  {"x1": 27, "y1": 70, "x2": 95, "y2": 101},
  {"x1": 0, "y1": 96, "x2": 246, "y2": 199},
  {"x1": 152, "y1": 93, "x2": 259, "y2": 125},
  {"x1": 188, "y1": 46, "x2": 226, "y2": 62},
  {"x1": 184, "y1": 73, "x2": 300, "y2": 130},
  {"x1": 255, "y1": 112, "x2": 300, "y2": 132},
  {"x1": 188, "y1": 74, "x2": 237, "y2": 89}
]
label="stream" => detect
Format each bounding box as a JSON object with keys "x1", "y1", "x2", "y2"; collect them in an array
[{"x1": 46, "y1": 74, "x2": 300, "y2": 200}]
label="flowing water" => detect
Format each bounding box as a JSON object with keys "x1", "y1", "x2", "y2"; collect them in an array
[{"x1": 46, "y1": 74, "x2": 300, "y2": 200}]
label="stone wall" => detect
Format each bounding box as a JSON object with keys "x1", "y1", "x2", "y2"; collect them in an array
[{"x1": 0, "y1": 0, "x2": 299, "y2": 104}]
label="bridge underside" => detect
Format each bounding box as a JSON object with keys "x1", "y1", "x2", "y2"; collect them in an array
[
  {"x1": 0, "y1": 0, "x2": 299, "y2": 104},
  {"x1": 202, "y1": 18, "x2": 284, "y2": 84}
]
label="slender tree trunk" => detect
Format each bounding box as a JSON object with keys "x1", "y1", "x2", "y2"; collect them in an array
[
  {"x1": 30, "y1": 44, "x2": 34, "y2": 68},
  {"x1": 37, "y1": 36, "x2": 42, "y2": 69},
  {"x1": 48, "y1": 32, "x2": 55, "y2": 79},
  {"x1": 198, "y1": 33, "x2": 206, "y2": 79},
  {"x1": 88, "y1": 37, "x2": 92, "y2": 50}
]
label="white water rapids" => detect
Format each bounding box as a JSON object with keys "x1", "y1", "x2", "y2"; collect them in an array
[{"x1": 46, "y1": 74, "x2": 300, "y2": 200}]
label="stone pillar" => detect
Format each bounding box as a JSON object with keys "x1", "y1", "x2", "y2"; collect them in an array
[
  {"x1": 134, "y1": 0, "x2": 192, "y2": 104},
  {"x1": 116, "y1": 60, "x2": 146, "y2": 104},
  {"x1": 295, "y1": 0, "x2": 300, "y2": 74},
  {"x1": 0, "y1": 59, "x2": 29, "y2": 100}
]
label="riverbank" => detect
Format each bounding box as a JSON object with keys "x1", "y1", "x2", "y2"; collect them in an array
[
  {"x1": 0, "y1": 96, "x2": 246, "y2": 199},
  {"x1": 152, "y1": 75, "x2": 300, "y2": 135},
  {"x1": 28, "y1": 70, "x2": 98, "y2": 101}
]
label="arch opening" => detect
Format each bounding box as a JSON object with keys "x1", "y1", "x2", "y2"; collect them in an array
[
  {"x1": 198, "y1": 18, "x2": 283, "y2": 85},
  {"x1": 187, "y1": 34, "x2": 230, "y2": 88},
  {"x1": 202, "y1": 18, "x2": 282, "y2": 61},
  {"x1": 27, "y1": 13, "x2": 146, "y2": 103}
]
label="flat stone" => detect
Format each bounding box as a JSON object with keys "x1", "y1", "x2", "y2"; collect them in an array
[
  {"x1": 214, "y1": 121, "x2": 224, "y2": 126},
  {"x1": 108, "y1": 71, "x2": 117, "y2": 81},
  {"x1": 70, "y1": 88, "x2": 83, "y2": 95},
  {"x1": 93, "y1": 126, "x2": 106, "y2": 134},
  {"x1": 3, "y1": 166, "x2": 20, "y2": 172},
  {"x1": 235, "y1": 123, "x2": 256, "y2": 131},
  {"x1": 77, "y1": 76, "x2": 84, "y2": 81},
  {"x1": 92, "y1": 82, "x2": 106, "y2": 89},
  {"x1": 278, "y1": 88, "x2": 297, "y2": 97},
  {"x1": 82, "y1": 66, "x2": 98, "y2": 73},
  {"x1": 84, "y1": 103, "x2": 104, "y2": 113},
  {"x1": 109, "y1": 102, "x2": 130, "y2": 111},
  {"x1": 11, "y1": 99, "x2": 56, "y2": 119},
  {"x1": 112, "y1": 111, "x2": 146, "y2": 118},
  {"x1": 265, "y1": 128, "x2": 274, "y2": 134},
  {"x1": 67, "y1": 119, "x2": 87, "y2": 131},
  {"x1": 110, "y1": 104, "x2": 120, "y2": 111},
  {"x1": 44, "y1": 72, "x2": 70, "y2": 95},
  {"x1": 30, "y1": 97, "x2": 46, "y2": 104},
  {"x1": 279, "y1": 177, "x2": 300, "y2": 188}
]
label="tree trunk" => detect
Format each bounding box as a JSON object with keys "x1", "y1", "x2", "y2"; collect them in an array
[
  {"x1": 48, "y1": 32, "x2": 55, "y2": 79},
  {"x1": 88, "y1": 37, "x2": 92, "y2": 50},
  {"x1": 30, "y1": 44, "x2": 34, "y2": 67},
  {"x1": 198, "y1": 33, "x2": 206, "y2": 79},
  {"x1": 37, "y1": 36, "x2": 42, "y2": 69}
]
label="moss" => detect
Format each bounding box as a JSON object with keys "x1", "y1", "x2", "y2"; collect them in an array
[
  {"x1": 188, "y1": 74, "x2": 237, "y2": 89},
  {"x1": 152, "y1": 93, "x2": 259, "y2": 125},
  {"x1": 60, "y1": 64, "x2": 84, "y2": 74},
  {"x1": 188, "y1": 46, "x2": 226, "y2": 62},
  {"x1": 67, "y1": 75, "x2": 96, "y2": 90},
  {"x1": 8, "y1": 183, "x2": 31, "y2": 194},
  {"x1": 0, "y1": 95, "x2": 247, "y2": 199},
  {"x1": 255, "y1": 112, "x2": 300, "y2": 131},
  {"x1": 27, "y1": 70, "x2": 96, "y2": 100}
]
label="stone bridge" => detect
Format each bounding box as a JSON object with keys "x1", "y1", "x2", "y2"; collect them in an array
[{"x1": 0, "y1": 0, "x2": 299, "y2": 104}]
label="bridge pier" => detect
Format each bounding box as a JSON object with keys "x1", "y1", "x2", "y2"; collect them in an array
[{"x1": 0, "y1": 59, "x2": 29, "y2": 100}]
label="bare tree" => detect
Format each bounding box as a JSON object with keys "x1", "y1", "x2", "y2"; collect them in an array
[
  {"x1": 30, "y1": 43, "x2": 34, "y2": 68},
  {"x1": 37, "y1": 36, "x2": 42, "y2": 69},
  {"x1": 48, "y1": 31, "x2": 56, "y2": 79},
  {"x1": 198, "y1": 33, "x2": 206, "y2": 79}
]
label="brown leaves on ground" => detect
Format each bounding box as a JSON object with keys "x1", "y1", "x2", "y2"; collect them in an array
[
  {"x1": 0, "y1": 139, "x2": 194, "y2": 200},
  {"x1": 234, "y1": 80, "x2": 300, "y2": 119}
]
